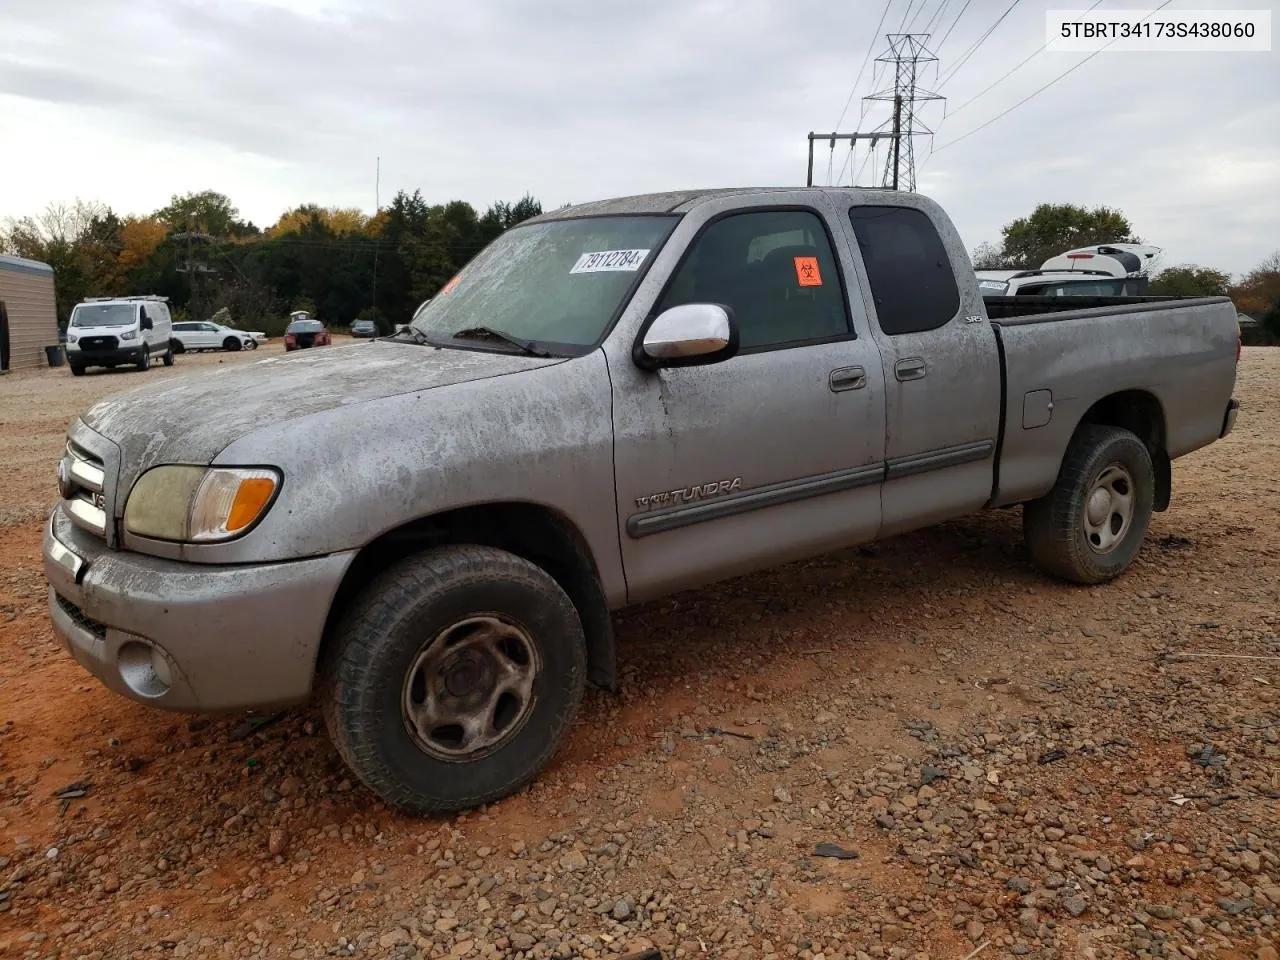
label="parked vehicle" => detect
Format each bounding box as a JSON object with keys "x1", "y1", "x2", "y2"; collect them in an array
[
  {"x1": 65, "y1": 296, "x2": 174, "y2": 375},
  {"x1": 171, "y1": 320, "x2": 259, "y2": 353},
  {"x1": 43, "y1": 188, "x2": 1239, "y2": 815},
  {"x1": 283, "y1": 312, "x2": 331, "y2": 350},
  {"x1": 977, "y1": 243, "x2": 1162, "y2": 298},
  {"x1": 350, "y1": 319, "x2": 378, "y2": 338}
]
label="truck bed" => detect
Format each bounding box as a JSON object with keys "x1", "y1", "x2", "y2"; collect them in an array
[{"x1": 987, "y1": 295, "x2": 1239, "y2": 508}]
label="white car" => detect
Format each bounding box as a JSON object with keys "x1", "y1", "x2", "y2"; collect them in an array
[
  {"x1": 171, "y1": 321, "x2": 260, "y2": 353},
  {"x1": 66, "y1": 295, "x2": 175, "y2": 375}
]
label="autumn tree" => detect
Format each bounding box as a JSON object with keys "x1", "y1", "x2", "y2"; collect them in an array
[
  {"x1": 1232, "y1": 251, "x2": 1280, "y2": 336},
  {"x1": 975, "y1": 203, "x2": 1139, "y2": 270},
  {"x1": 1149, "y1": 265, "x2": 1232, "y2": 298}
]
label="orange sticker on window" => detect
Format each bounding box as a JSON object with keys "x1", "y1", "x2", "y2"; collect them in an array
[
  {"x1": 440, "y1": 274, "x2": 461, "y2": 295},
  {"x1": 794, "y1": 256, "x2": 823, "y2": 287}
]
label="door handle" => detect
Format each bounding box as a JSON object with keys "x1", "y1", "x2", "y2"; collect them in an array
[
  {"x1": 894, "y1": 357, "x2": 927, "y2": 381},
  {"x1": 829, "y1": 366, "x2": 867, "y2": 392}
]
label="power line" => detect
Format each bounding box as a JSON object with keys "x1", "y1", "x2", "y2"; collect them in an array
[
  {"x1": 832, "y1": 0, "x2": 896, "y2": 133},
  {"x1": 898, "y1": 0, "x2": 922, "y2": 32},
  {"x1": 936, "y1": 0, "x2": 1024, "y2": 89},
  {"x1": 933, "y1": 0, "x2": 975, "y2": 53},
  {"x1": 929, "y1": 0, "x2": 1175, "y2": 155},
  {"x1": 922, "y1": 0, "x2": 952, "y2": 34},
  {"x1": 944, "y1": 0, "x2": 1105, "y2": 120}
]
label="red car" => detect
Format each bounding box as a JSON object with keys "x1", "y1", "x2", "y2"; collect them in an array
[{"x1": 283, "y1": 312, "x2": 331, "y2": 351}]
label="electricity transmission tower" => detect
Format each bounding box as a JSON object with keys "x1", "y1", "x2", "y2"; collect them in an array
[
  {"x1": 808, "y1": 32, "x2": 944, "y2": 191},
  {"x1": 865, "y1": 34, "x2": 944, "y2": 191}
]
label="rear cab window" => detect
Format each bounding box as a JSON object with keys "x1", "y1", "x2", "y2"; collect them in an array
[{"x1": 847, "y1": 206, "x2": 960, "y2": 336}]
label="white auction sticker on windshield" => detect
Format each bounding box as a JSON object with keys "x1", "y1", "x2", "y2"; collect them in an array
[{"x1": 570, "y1": 249, "x2": 650, "y2": 274}]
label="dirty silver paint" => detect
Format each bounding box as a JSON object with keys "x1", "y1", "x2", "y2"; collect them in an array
[{"x1": 44, "y1": 186, "x2": 1240, "y2": 714}]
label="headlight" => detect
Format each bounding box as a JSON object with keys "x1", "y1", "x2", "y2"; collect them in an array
[
  {"x1": 124, "y1": 466, "x2": 280, "y2": 543},
  {"x1": 120, "y1": 330, "x2": 139, "y2": 341}
]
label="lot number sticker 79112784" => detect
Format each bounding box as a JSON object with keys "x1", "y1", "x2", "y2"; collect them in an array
[{"x1": 570, "y1": 249, "x2": 651, "y2": 274}]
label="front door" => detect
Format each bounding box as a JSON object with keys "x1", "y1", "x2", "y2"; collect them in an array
[
  {"x1": 606, "y1": 197, "x2": 886, "y2": 604},
  {"x1": 843, "y1": 201, "x2": 1003, "y2": 536}
]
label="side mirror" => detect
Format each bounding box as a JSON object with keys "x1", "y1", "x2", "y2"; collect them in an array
[
  {"x1": 140, "y1": 316, "x2": 154, "y2": 331},
  {"x1": 635, "y1": 303, "x2": 737, "y2": 371}
]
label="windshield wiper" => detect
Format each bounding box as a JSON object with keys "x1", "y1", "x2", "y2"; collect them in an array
[
  {"x1": 450, "y1": 326, "x2": 552, "y2": 357},
  {"x1": 385, "y1": 326, "x2": 434, "y2": 346}
]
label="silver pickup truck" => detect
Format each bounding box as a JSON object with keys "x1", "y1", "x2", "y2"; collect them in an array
[{"x1": 44, "y1": 188, "x2": 1241, "y2": 813}]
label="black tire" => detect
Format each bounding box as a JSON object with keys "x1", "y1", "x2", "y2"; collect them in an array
[
  {"x1": 321, "y1": 545, "x2": 587, "y2": 815},
  {"x1": 69, "y1": 363, "x2": 85, "y2": 377},
  {"x1": 223, "y1": 337, "x2": 241, "y2": 352},
  {"x1": 162, "y1": 345, "x2": 174, "y2": 366},
  {"x1": 245, "y1": 339, "x2": 258, "y2": 350},
  {"x1": 171, "y1": 340, "x2": 185, "y2": 355},
  {"x1": 135, "y1": 346, "x2": 150, "y2": 372},
  {"x1": 1024, "y1": 424, "x2": 1154, "y2": 584}
]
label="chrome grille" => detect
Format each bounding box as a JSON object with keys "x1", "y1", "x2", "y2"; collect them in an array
[{"x1": 61, "y1": 442, "x2": 108, "y2": 540}]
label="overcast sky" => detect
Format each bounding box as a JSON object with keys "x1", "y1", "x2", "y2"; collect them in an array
[{"x1": 1, "y1": 0, "x2": 1276, "y2": 275}]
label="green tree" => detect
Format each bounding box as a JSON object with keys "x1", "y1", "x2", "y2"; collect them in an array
[
  {"x1": 978, "y1": 203, "x2": 1139, "y2": 270},
  {"x1": 1149, "y1": 265, "x2": 1232, "y2": 298},
  {"x1": 155, "y1": 190, "x2": 256, "y2": 238}
]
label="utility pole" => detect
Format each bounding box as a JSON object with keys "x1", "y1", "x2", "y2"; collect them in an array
[
  {"x1": 174, "y1": 214, "x2": 215, "y2": 318},
  {"x1": 808, "y1": 33, "x2": 943, "y2": 190},
  {"x1": 371, "y1": 156, "x2": 381, "y2": 318},
  {"x1": 890, "y1": 94, "x2": 902, "y2": 191},
  {"x1": 806, "y1": 132, "x2": 901, "y2": 187},
  {"x1": 864, "y1": 34, "x2": 943, "y2": 192}
]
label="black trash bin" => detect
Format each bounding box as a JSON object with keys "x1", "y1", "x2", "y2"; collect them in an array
[{"x1": 45, "y1": 344, "x2": 65, "y2": 367}]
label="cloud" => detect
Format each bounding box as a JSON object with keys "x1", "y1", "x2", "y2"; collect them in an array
[{"x1": 1, "y1": 0, "x2": 1276, "y2": 274}]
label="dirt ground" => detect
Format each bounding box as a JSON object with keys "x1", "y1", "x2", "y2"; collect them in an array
[{"x1": 0, "y1": 345, "x2": 1276, "y2": 960}]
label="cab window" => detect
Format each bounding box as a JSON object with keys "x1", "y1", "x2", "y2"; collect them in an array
[{"x1": 655, "y1": 209, "x2": 851, "y2": 351}]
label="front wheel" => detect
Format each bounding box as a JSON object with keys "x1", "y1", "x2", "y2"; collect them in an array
[
  {"x1": 135, "y1": 346, "x2": 150, "y2": 371},
  {"x1": 321, "y1": 545, "x2": 587, "y2": 815},
  {"x1": 162, "y1": 345, "x2": 174, "y2": 366},
  {"x1": 69, "y1": 363, "x2": 85, "y2": 377},
  {"x1": 245, "y1": 338, "x2": 258, "y2": 350},
  {"x1": 1023, "y1": 424, "x2": 1154, "y2": 584},
  {"x1": 223, "y1": 337, "x2": 242, "y2": 352}
]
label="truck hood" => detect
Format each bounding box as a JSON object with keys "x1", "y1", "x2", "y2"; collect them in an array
[{"x1": 81, "y1": 341, "x2": 563, "y2": 488}]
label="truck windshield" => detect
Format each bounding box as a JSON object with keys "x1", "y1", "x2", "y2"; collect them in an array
[
  {"x1": 70, "y1": 304, "x2": 136, "y2": 327},
  {"x1": 410, "y1": 215, "x2": 677, "y2": 355}
]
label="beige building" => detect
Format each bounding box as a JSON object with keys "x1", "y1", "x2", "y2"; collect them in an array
[{"x1": 0, "y1": 254, "x2": 57, "y2": 372}]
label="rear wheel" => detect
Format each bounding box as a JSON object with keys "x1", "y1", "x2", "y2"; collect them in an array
[
  {"x1": 135, "y1": 346, "x2": 150, "y2": 372},
  {"x1": 223, "y1": 336, "x2": 242, "y2": 352},
  {"x1": 1023, "y1": 424, "x2": 1154, "y2": 584},
  {"x1": 321, "y1": 545, "x2": 587, "y2": 815},
  {"x1": 171, "y1": 340, "x2": 185, "y2": 355}
]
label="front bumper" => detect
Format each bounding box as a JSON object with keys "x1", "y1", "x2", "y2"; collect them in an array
[
  {"x1": 43, "y1": 507, "x2": 355, "y2": 713},
  {"x1": 68, "y1": 345, "x2": 145, "y2": 365}
]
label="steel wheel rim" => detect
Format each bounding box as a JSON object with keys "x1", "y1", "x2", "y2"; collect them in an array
[
  {"x1": 1083, "y1": 462, "x2": 1134, "y2": 554},
  {"x1": 401, "y1": 614, "x2": 541, "y2": 762}
]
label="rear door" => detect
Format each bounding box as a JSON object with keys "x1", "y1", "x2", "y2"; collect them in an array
[{"x1": 842, "y1": 200, "x2": 1003, "y2": 536}]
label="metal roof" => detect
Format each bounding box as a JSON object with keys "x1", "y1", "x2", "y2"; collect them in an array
[{"x1": 0, "y1": 253, "x2": 54, "y2": 276}]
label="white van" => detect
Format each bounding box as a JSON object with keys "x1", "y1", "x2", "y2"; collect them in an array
[
  {"x1": 65, "y1": 296, "x2": 175, "y2": 376},
  {"x1": 976, "y1": 243, "x2": 1162, "y2": 298}
]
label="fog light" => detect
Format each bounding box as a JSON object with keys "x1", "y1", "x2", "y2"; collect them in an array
[{"x1": 118, "y1": 640, "x2": 174, "y2": 698}]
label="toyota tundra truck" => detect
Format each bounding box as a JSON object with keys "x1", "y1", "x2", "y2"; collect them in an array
[{"x1": 44, "y1": 187, "x2": 1241, "y2": 814}]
